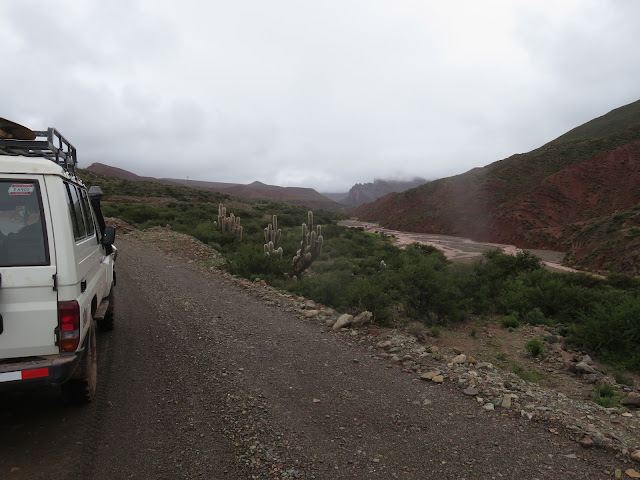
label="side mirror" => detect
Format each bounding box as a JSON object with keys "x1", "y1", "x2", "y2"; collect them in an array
[{"x1": 102, "y1": 226, "x2": 116, "y2": 246}]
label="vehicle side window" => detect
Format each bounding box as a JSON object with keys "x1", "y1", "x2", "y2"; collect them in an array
[
  {"x1": 65, "y1": 183, "x2": 87, "y2": 240},
  {"x1": 0, "y1": 180, "x2": 49, "y2": 266},
  {"x1": 79, "y1": 188, "x2": 96, "y2": 238}
]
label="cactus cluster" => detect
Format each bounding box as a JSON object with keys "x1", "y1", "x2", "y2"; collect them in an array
[
  {"x1": 217, "y1": 203, "x2": 243, "y2": 241},
  {"x1": 264, "y1": 215, "x2": 283, "y2": 259},
  {"x1": 290, "y1": 211, "x2": 323, "y2": 279}
]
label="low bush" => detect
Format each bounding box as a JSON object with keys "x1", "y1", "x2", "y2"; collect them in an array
[
  {"x1": 593, "y1": 384, "x2": 620, "y2": 408},
  {"x1": 523, "y1": 307, "x2": 547, "y2": 325},
  {"x1": 525, "y1": 338, "x2": 545, "y2": 357},
  {"x1": 511, "y1": 363, "x2": 545, "y2": 383},
  {"x1": 501, "y1": 315, "x2": 520, "y2": 329}
]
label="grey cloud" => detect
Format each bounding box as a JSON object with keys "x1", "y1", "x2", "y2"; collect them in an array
[{"x1": 1, "y1": 1, "x2": 639, "y2": 192}]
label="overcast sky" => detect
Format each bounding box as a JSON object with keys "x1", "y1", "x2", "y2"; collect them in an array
[{"x1": 2, "y1": 0, "x2": 639, "y2": 192}]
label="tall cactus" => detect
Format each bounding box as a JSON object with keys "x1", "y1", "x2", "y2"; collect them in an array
[
  {"x1": 290, "y1": 211, "x2": 323, "y2": 278},
  {"x1": 264, "y1": 215, "x2": 283, "y2": 258},
  {"x1": 217, "y1": 203, "x2": 243, "y2": 241}
]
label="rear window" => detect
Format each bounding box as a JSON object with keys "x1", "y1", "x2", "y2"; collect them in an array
[
  {"x1": 65, "y1": 183, "x2": 87, "y2": 240},
  {"x1": 79, "y1": 188, "x2": 96, "y2": 238},
  {"x1": 0, "y1": 180, "x2": 49, "y2": 266}
]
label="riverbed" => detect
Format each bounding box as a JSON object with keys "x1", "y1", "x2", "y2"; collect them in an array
[{"x1": 338, "y1": 220, "x2": 577, "y2": 273}]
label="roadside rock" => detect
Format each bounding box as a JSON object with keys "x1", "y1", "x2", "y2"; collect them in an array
[
  {"x1": 421, "y1": 371, "x2": 441, "y2": 380},
  {"x1": 579, "y1": 437, "x2": 594, "y2": 448},
  {"x1": 352, "y1": 311, "x2": 373, "y2": 327},
  {"x1": 575, "y1": 362, "x2": 597, "y2": 374},
  {"x1": 333, "y1": 314, "x2": 353, "y2": 330},
  {"x1": 621, "y1": 392, "x2": 640, "y2": 407},
  {"x1": 463, "y1": 386, "x2": 479, "y2": 396},
  {"x1": 452, "y1": 354, "x2": 467, "y2": 364}
]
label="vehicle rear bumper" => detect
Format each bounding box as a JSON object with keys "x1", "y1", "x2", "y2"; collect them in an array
[{"x1": 0, "y1": 352, "x2": 81, "y2": 390}]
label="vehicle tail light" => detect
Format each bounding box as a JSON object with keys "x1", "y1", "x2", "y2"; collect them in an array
[{"x1": 58, "y1": 301, "x2": 80, "y2": 352}]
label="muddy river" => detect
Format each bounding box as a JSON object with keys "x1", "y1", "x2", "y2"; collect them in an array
[{"x1": 338, "y1": 220, "x2": 578, "y2": 273}]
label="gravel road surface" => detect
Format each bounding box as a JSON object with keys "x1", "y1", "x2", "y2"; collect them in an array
[{"x1": 0, "y1": 237, "x2": 628, "y2": 479}]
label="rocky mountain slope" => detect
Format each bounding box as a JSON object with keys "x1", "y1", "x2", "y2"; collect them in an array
[
  {"x1": 341, "y1": 178, "x2": 430, "y2": 206},
  {"x1": 86, "y1": 163, "x2": 343, "y2": 212},
  {"x1": 355, "y1": 100, "x2": 640, "y2": 275}
]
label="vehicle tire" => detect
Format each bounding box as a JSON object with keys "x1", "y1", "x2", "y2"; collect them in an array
[
  {"x1": 97, "y1": 288, "x2": 115, "y2": 332},
  {"x1": 61, "y1": 326, "x2": 97, "y2": 404}
]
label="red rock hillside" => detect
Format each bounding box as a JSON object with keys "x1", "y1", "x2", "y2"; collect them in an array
[{"x1": 356, "y1": 100, "x2": 640, "y2": 275}]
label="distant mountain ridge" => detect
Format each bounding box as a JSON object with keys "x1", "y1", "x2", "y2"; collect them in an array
[
  {"x1": 322, "y1": 177, "x2": 430, "y2": 206},
  {"x1": 355, "y1": 99, "x2": 640, "y2": 275},
  {"x1": 86, "y1": 163, "x2": 343, "y2": 211},
  {"x1": 344, "y1": 178, "x2": 430, "y2": 206}
]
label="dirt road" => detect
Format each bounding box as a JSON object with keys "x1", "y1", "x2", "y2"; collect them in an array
[{"x1": 0, "y1": 237, "x2": 627, "y2": 479}]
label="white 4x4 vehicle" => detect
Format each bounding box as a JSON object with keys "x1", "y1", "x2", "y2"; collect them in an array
[{"x1": 0, "y1": 118, "x2": 116, "y2": 403}]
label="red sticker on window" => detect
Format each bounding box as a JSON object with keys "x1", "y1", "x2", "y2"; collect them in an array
[{"x1": 8, "y1": 184, "x2": 34, "y2": 195}]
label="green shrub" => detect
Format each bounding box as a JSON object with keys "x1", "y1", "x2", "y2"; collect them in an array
[
  {"x1": 523, "y1": 307, "x2": 547, "y2": 325},
  {"x1": 345, "y1": 276, "x2": 393, "y2": 325},
  {"x1": 429, "y1": 326, "x2": 441, "y2": 338},
  {"x1": 525, "y1": 338, "x2": 545, "y2": 357},
  {"x1": 511, "y1": 363, "x2": 544, "y2": 383},
  {"x1": 570, "y1": 295, "x2": 640, "y2": 370},
  {"x1": 593, "y1": 384, "x2": 620, "y2": 408},
  {"x1": 501, "y1": 315, "x2": 520, "y2": 329}
]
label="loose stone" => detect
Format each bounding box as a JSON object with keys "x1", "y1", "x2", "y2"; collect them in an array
[
  {"x1": 420, "y1": 371, "x2": 441, "y2": 380},
  {"x1": 575, "y1": 362, "x2": 597, "y2": 374},
  {"x1": 464, "y1": 386, "x2": 479, "y2": 396},
  {"x1": 452, "y1": 354, "x2": 467, "y2": 364},
  {"x1": 579, "y1": 437, "x2": 593, "y2": 448},
  {"x1": 621, "y1": 392, "x2": 640, "y2": 407},
  {"x1": 332, "y1": 314, "x2": 353, "y2": 330}
]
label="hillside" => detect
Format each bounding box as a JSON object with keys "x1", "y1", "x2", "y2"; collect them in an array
[
  {"x1": 355, "y1": 100, "x2": 640, "y2": 275},
  {"x1": 342, "y1": 178, "x2": 430, "y2": 206},
  {"x1": 86, "y1": 163, "x2": 344, "y2": 212}
]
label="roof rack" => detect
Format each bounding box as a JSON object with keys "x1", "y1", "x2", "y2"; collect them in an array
[{"x1": 0, "y1": 127, "x2": 77, "y2": 173}]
